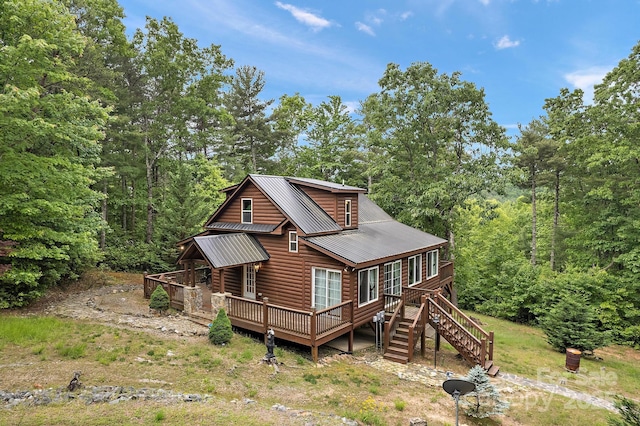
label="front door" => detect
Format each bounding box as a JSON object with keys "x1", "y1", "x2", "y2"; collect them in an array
[{"x1": 243, "y1": 265, "x2": 256, "y2": 300}]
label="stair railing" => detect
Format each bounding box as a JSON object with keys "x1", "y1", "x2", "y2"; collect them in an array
[
  {"x1": 383, "y1": 294, "x2": 404, "y2": 352},
  {"x1": 407, "y1": 295, "x2": 427, "y2": 362}
]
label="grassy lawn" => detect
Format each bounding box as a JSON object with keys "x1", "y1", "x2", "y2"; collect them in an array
[{"x1": 0, "y1": 275, "x2": 637, "y2": 425}]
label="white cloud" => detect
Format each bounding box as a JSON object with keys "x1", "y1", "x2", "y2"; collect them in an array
[
  {"x1": 275, "y1": 2, "x2": 332, "y2": 31},
  {"x1": 494, "y1": 35, "x2": 520, "y2": 49},
  {"x1": 399, "y1": 11, "x2": 413, "y2": 20},
  {"x1": 355, "y1": 21, "x2": 375, "y2": 36},
  {"x1": 564, "y1": 66, "x2": 610, "y2": 103},
  {"x1": 479, "y1": 0, "x2": 491, "y2": 5}
]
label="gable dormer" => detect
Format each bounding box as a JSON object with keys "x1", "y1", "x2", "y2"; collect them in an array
[{"x1": 286, "y1": 177, "x2": 365, "y2": 229}]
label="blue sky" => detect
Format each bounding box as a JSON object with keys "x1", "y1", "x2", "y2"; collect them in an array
[{"x1": 118, "y1": 0, "x2": 639, "y2": 136}]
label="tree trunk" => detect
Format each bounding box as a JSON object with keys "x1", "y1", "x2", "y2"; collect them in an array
[
  {"x1": 100, "y1": 180, "x2": 107, "y2": 249},
  {"x1": 531, "y1": 171, "x2": 537, "y2": 266},
  {"x1": 145, "y1": 148, "x2": 154, "y2": 244},
  {"x1": 550, "y1": 169, "x2": 560, "y2": 270}
]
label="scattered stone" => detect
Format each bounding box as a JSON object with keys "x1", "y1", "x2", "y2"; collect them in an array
[{"x1": 409, "y1": 418, "x2": 427, "y2": 426}]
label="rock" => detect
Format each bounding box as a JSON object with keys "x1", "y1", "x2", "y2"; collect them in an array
[{"x1": 409, "y1": 418, "x2": 427, "y2": 426}]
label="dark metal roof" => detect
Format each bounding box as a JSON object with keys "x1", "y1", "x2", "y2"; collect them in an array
[
  {"x1": 193, "y1": 234, "x2": 269, "y2": 268},
  {"x1": 205, "y1": 222, "x2": 277, "y2": 233},
  {"x1": 250, "y1": 174, "x2": 341, "y2": 235},
  {"x1": 303, "y1": 220, "x2": 446, "y2": 267},
  {"x1": 286, "y1": 177, "x2": 366, "y2": 193}
]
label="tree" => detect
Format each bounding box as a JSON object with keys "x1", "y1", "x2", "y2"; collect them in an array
[
  {"x1": 539, "y1": 287, "x2": 610, "y2": 353},
  {"x1": 209, "y1": 309, "x2": 233, "y2": 345},
  {"x1": 609, "y1": 396, "x2": 640, "y2": 426},
  {"x1": 513, "y1": 119, "x2": 558, "y2": 266},
  {"x1": 297, "y1": 96, "x2": 365, "y2": 185},
  {"x1": 149, "y1": 285, "x2": 170, "y2": 312},
  {"x1": 131, "y1": 17, "x2": 232, "y2": 244},
  {"x1": 461, "y1": 365, "x2": 509, "y2": 418},
  {"x1": 221, "y1": 65, "x2": 278, "y2": 180},
  {"x1": 361, "y1": 62, "x2": 509, "y2": 255},
  {"x1": 0, "y1": 0, "x2": 110, "y2": 307}
]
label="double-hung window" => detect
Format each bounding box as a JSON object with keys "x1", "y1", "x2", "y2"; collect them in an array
[
  {"x1": 358, "y1": 266, "x2": 379, "y2": 306},
  {"x1": 312, "y1": 267, "x2": 342, "y2": 310},
  {"x1": 345, "y1": 199, "x2": 352, "y2": 227},
  {"x1": 426, "y1": 250, "x2": 439, "y2": 279},
  {"x1": 289, "y1": 231, "x2": 298, "y2": 253},
  {"x1": 241, "y1": 198, "x2": 252, "y2": 224},
  {"x1": 384, "y1": 260, "x2": 402, "y2": 295},
  {"x1": 408, "y1": 254, "x2": 422, "y2": 286}
]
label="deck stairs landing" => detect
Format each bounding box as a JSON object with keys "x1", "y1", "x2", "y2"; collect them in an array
[{"x1": 383, "y1": 293, "x2": 500, "y2": 376}]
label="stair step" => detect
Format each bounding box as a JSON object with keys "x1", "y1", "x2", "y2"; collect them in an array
[
  {"x1": 383, "y1": 352, "x2": 408, "y2": 364},
  {"x1": 386, "y1": 346, "x2": 409, "y2": 356},
  {"x1": 484, "y1": 360, "x2": 493, "y2": 370},
  {"x1": 187, "y1": 312, "x2": 211, "y2": 327},
  {"x1": 487, "y1": 364, "x2": 500, "y2": 377}
]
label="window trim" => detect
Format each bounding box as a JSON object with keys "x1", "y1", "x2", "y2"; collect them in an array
[
  {"x1": 426, "y1": 250, "x2": 439, "y2": 279},
  {"x1": 408, "y1": 254, "x2": 422, "y2": 286},
  {"x1": 311, "y1": 267, "x2": 342, "y2": 309},
  {"x1": 358, "y1": 266, "x2": 379, "y2": 307},
  {"x1": 384, "y1": 260, "x2": 402, "y2": 296},
  {"x1": 241, "y1": 198, "x2": 253, "y2": 224},
  {"x1": 344, "y1": 199, "x2": 352, "y2": 227},
  {"x1": 289, "y1": 231, "x2": 298, "y2": 253}
]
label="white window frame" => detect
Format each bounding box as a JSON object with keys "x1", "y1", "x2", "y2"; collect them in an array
[
  {"x1": 358, "y1": 266, "x2": 379, "y2": 307},
  {"x1": 241, "y1": 198, "x2": 253, "y2": 224},
  {"x1": 408, "y1": 254, "x2": 422, "y2": 286},
  {"x1": 344, "y1": 199, "x2": 352, "y2": 227},
  {"x1": 426, "y1": 250, "x2": 439, "y2": 279},
  {"x1": 289, "y1": 231, "x2": 298, "y2": 253},
  {"x1": 384, "y1": 260, "x2": 402, "y2": 296},
  {"x1": 312, "y1": 267, "x2": 342, "y2": 310}
]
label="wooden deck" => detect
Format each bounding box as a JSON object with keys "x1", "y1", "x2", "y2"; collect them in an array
[{"x1": 225, "y1": 296, "x2": 354, "y2": 361}]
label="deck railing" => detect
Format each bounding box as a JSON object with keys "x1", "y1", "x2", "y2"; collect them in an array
[
  {"x1": 225, "y1": 295, "x2": 353, "y2": 360},
  {"x1": 407, "y1": 296, "x2": 427, "y2": 362},
  {"x1": 427, "y1": 293, "x2": 493, "y2": 365}
]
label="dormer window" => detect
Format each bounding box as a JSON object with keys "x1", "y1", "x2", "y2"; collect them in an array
[
  {"x1": 241, "y1": 198, "x2": 253, "y2": 224},
  {"x1": 345, "y1": 199, "x2": 352, "y2": 227},
  {"x1": 289, "y1": 231, "x2": 298, "y2": 252}
]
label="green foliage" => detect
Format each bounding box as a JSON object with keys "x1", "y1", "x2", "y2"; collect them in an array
[
  {"x1": 208, "y1": 309, "x2": 233, "y2": 345},
  {"x1": 361, "y1": 61, "x2": 509, "y2": 240},
  {"x1": 149, "y1": 285, "x2": 170, "y2": 312},
  {"x1": 0, "y1": 0, "x2": 110, "y2": 308},
  {"x1": 461, "y1": 365, "x2": 509, "y2": 418},
  {"x1": 102, "y1": 239, "x2": 170, "y2": 273},
  {"x1": 608, "y1": 396, "x2": 640, "y2": 426},
  {"x1": 539, "y1": 288, "x2": 610, "y2": 353}
]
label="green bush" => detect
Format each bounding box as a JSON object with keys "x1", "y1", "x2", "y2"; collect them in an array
[
  {"x1": 208, "y1": 309, "x2": 233, "y2": 345},
  {"x1": 149, "y1": 285, "x2": 170, "y2": 312},
  {"x1": 539, "y1": 288, "x2": 610, "y2": 353}
]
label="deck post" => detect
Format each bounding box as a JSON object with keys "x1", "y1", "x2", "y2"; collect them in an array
[
  {"x1": 218, "y1": 269, "x2": 225, "y2": 293},
  {"x1": 348, "y1": 301, "x2": 354, "y2": 353},
  {"x1": 310, "y1": 309, "x2": 317, "y2": 361},
  {"x1": 262, "y1": 297, "x2": 270, "y2": 338},
  {"x1": 401, "y1": 292, "x2": 406, "y2": 318},
  {"x1": 420, "y1": 294, "x2": 427, "y2": 357},
  {"x1": 488, "y1": 331, "x2": 494, "y2": 361},
  {"x1": 480, "y1": 337, "x2": 487, "y2": 366}
]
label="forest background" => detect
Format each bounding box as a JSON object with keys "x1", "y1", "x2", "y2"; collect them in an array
[{"x1": 1, "y1": 0, "x2": 639, "y2": 350}]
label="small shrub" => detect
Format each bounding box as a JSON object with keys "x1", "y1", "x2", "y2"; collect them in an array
[
  {"x1": 394, "y1": 399, "x2": 406, "y2": 411},
  {"x1": 461, "y1": 365, "x2": 509, "y2": 418},
  {"x1": 149, "y1": 285, "x2": 170, "y2": 312},
  {"x1": 208, "y1": 309, "x2": 233, "y2": 345},
  {"x1": 608, "y1": 395, "x2": 640, "y2": 426}
]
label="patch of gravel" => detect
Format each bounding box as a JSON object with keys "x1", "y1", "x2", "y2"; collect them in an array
[{"x1": 39, "y1": 284, "x2": 209, "y2": 338}]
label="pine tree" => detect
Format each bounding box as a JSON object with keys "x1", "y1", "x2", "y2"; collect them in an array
[
  {"x1": 461, "y1": 365, "x2": 509, "y2": 418},
  {"x1": 539, "y1": 288, "x2": 610, "y2": 353},
  {"x1": 209, "y1": 309, "x2": 233, "y2": 345},
  {"x1": 149, "y1": 285, "x2": 170, "y2": 312}
]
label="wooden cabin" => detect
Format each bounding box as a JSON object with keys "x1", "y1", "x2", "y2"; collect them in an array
[{"x1": 145, "y1": 174, "x2": 496, "y2": 373}]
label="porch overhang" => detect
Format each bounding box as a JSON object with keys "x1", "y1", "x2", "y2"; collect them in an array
[{"x1": 178, "y1": 233, "x2": 270, "y2": 269}]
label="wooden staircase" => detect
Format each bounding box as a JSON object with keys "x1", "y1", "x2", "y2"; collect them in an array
[
  {"x1": 383, "y1": 291, "x2": 500, "y2": 376},
  {"x1": 383, "y1": 317, "x2": 413, "y2": 364}
]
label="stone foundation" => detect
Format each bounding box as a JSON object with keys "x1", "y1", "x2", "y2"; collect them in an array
[
  {"x1": 183, "y1": 286, "x2": 203, "y2": 314},
  {"x1": 211, "y1": 292, "x2": 231, "y2": 318}
]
